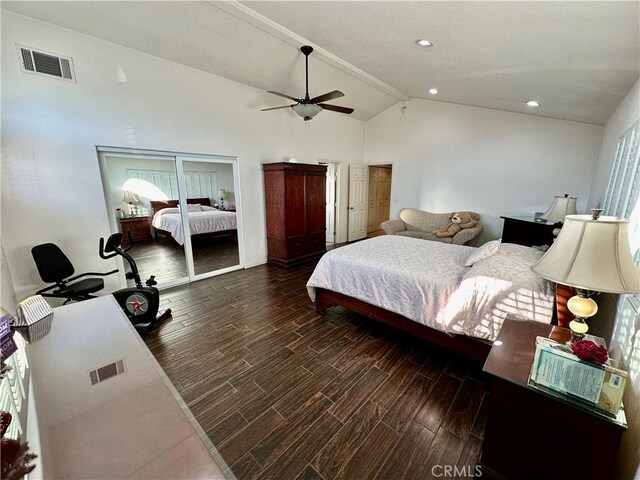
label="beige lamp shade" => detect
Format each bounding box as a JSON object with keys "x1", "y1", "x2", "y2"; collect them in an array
[
  {"x1": 122, "y1": 190, "x2": 141, "y2": 204},
  {"x1": 531, "y1": 215, "x2": 640, "y2": 294},
  {"x1": 541, "y1": 195, "x2": 577, "y2": 223}
]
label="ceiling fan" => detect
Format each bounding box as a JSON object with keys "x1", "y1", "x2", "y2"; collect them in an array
[{"x1": 262, "y1": 45, "x2": 354, "y2": 121}]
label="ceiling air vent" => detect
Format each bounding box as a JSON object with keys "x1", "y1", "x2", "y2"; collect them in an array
[
  {"x1": 88, "y1": 358, "x2": 126, "y2": 386},
  {"x1": 17, "y1": 44, "x2": 76, "y2": 82}
]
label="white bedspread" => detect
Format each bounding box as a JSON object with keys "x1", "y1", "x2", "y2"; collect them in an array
[
  {"x1": 151, "y1": 208, "x2": 237, "y2": 245},
  {"x1": 306, "y1": 236, "x2": 554, "y2": 342}
]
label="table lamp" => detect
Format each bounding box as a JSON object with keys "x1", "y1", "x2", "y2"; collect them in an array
[
  {"x1": 541, "y1": 194, "x2": 577, "y2": 236},
  {"x1": 531, "y1": 209, "x2": 640, "y2": 342},
  {"x1": 218, "y1": 189, "x2": 226, "y2": 210},
  {"x1": 541, "y1": 194, "x2": 577, "y2": 223},
  {"x1": 122, "y1": 190, "x2": 141, "y2": 217}
]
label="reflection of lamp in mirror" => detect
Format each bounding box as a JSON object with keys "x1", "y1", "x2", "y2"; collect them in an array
[
  {"x1": 541, "y1": 193, "x2": 577, "y2": 236},
  {"x1": 122, "y1": 190, "x2": 141, "y2": 217},
  {"x1": 218, "y1": 189, "x2": 226, "y2": 210},
  {"x1": 531, "y1": 210, "x2": 640, "y2": 342}
]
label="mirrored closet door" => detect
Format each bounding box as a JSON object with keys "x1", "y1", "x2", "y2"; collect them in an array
[
  {"x1": 98, "y1": 148, "x2": 243, "y2": 289},
  {"x1": 181, "y1": 159, "x2": 241, "y2": 277}
]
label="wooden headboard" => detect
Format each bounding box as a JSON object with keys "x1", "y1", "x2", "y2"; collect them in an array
[{"x1": 149, "y1": 197, "x2": 211, "y2": 218}]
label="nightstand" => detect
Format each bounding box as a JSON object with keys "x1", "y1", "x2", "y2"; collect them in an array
[
  {"x1": 479, "y1": 319, "x2": 627, "y2": 480},
  {"x1": 500, "y1": 216, "x2": 557, "y2": 248},
  {"x1": 119, "y1": 216, "x2": 152, "y2": 246}
]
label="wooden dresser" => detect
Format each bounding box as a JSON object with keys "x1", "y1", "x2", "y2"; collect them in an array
[
  {"x1": 263, "y1": 162, "x2": 327, "y2": 268},
  {"x1": 119, "y1": 216, "x2": 152, "y2": 246},
  {"x1": 500, "y1": 216, "x2": 556, "y2": 248}
]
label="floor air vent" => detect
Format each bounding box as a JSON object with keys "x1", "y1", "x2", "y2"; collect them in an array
[
  {"x1": 89, "y1": 359, "x2": 126, "y2": 386},
  {"x1": 17, "y1": 45, "x2": 76, "y2": 82}
]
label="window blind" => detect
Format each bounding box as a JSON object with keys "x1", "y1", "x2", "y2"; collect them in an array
[{"x1": 602, "y1": 120, "x2": 640, "y2": 308}]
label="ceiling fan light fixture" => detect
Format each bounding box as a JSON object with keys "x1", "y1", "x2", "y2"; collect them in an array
[{"x1": 292, "y1": 103, "x2": 322, "y2": 120}]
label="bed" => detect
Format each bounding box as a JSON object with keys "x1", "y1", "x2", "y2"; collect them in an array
[
  {"x1": 307, "y1": 235, "x2": 561, "y2": 361},
  {"x1": 150, "y1": 198, "x2": 237, "y2": 245}
]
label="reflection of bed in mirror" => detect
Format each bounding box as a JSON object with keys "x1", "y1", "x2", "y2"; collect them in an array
[{"x1": 150, "y1": 198, "x2": 237, "y2": 245}]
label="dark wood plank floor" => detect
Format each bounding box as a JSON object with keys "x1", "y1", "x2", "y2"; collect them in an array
[
  {"x1": 144, "y1": 262, "x2": 488, "y2": 480},
  {"x1": 128, "y1": 233, "x2": 239, "y2": 286}
]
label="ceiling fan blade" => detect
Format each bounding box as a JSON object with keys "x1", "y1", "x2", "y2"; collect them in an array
[
  {"x1": 267, "y1": 91, "x2": 300, "y2": 102},
  {"x1": 318, "y1": 103, "x2": 354, "y2": 115},
  {"x1": 261, "y1": 105, "x2": 294, "y2": 111},
  {"x1": 309, "y1": 90, "x2": 344, "y2": 104}
]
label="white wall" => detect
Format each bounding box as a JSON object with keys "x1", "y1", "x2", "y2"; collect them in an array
[
  {"x1": 0, "y1": 11, "x2": 365, "y2": 300},
  {"x1": 365, "y1": 99, "x2": 604, "y2": 243},
  {"x1": 586, "y1": 77, "x2": 640, "y2": 480}
]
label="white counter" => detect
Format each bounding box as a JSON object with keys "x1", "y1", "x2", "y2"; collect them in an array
[{"x1": 27, "y1": 295, "x2": 232, "y2": 479}]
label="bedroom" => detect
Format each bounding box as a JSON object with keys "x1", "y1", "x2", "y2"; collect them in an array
[{"x1": 1, "y1": 1, "x2": 639, "y2": 479}]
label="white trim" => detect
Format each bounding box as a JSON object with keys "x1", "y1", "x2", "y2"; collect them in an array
[
  {"x1": 97, "y1": 145, "x2": 237, "y2": 162},
  {"x1": 244, "y1": 259, "x2": 267, "y2": 269},
  {"x1": 213, "y1": 1, "x2": 409, "y2": 101}
]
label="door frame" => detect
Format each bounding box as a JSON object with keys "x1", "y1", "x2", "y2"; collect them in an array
[
  {"x1": 319, "y1": 159, "x2": 342, "y2": 243},
  {"x1": 367, "y1": 163, "x2": 394, "y2": 233},
  {"x1": 97, "y1": 146, "x2": 245, "y2": 289}
]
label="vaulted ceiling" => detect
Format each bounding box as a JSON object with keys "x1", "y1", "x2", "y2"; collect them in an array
[{"x1": 2, "y1": 1, "x2": 639, "y2": 125}]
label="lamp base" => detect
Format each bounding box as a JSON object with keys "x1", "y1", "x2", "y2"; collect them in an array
[
  {"x1": 568, "y1": 318, "x2": 588, "y2": 343},
  {"x1": 566, "y1": 291, "x2": 597, "y2": 344}
]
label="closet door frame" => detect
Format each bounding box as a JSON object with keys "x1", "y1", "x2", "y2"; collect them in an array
[
  {"x1": 176, "y1": 154, "x2": 245, "y2": 282},
  {"x1": 97, "y1": 146, "x2": 244, "y2": 288}
]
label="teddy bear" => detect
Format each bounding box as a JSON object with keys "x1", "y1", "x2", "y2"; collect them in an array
[{"x1": 434, "y1": 212, "x2": 478, "y2": 237}]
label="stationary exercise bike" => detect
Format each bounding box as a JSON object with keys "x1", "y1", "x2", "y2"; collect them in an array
[{"x1": 99, "y1": 232, "x2": 172, "y2": 334}]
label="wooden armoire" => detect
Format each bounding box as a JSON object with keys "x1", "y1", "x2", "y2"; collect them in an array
[{"x1": 263, "y1": 162, "x2": 327, "y2": 268}]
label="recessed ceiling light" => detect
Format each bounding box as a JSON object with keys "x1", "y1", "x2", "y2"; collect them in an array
[
  {"x1": 428, "y1": 88, "x2": 438, "y2": 95},
  {"x1": 526, "y1": 100, "x2": 540, "y2": 107},
  {"x1": 415, "y1": 39, "x2": 433, "y2": 47}
]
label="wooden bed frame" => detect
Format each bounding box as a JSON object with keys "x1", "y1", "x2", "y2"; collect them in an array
[
  {"x1": 314, "y1": 284, "x2": 574, "y2": 363},
  {"x1": 149, "y1": 197, "x2": 236, "y2": 242}
]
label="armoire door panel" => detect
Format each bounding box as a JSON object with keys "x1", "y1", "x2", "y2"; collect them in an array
[
  {"x1": 305, "y1": 173, "x2": 326, "y2": 233},
  {"x1": 285, "y1": 173, "x2": 306, "y2": 237},
  {"x1": 264, "y1": 171, "x2": 286, "y2": 240},
  {"x1": 306, "y1": 232, "x2": 325, "y2": 255}
]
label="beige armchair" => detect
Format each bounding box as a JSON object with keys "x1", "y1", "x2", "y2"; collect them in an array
[{"x1": 381, "y1": 208, "x2": 482, "y2": 245}]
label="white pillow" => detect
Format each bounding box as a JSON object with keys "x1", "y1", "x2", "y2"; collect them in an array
[
  {"x1": 465, "y1": 239, "x2": 501, "y2": 267},
  {"x1": 201, "y1": 205, "x2": 215, "y2": 211},
  {"x1": 180, "y1": 204, "x2": 202, "y2": 212},
  {"x1": 157, "y1": 207, "x2": 179, "y2": 216}
]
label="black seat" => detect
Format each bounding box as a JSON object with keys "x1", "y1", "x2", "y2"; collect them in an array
[{"x1": 31, "y1": 243, "x2": 118, "y2": 304}]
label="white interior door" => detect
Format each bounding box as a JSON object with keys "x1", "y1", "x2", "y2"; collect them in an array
[
  {"x1": 348, "y1": 164, "x2": 368, "y2": 241},
  {"x1": 325, "y1": 163, "x2": 336, "y2": 243}
]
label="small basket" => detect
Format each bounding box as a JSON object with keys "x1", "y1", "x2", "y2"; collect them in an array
[{"x1": 12, "y1": 296, "x2": 54, "y2": 343}]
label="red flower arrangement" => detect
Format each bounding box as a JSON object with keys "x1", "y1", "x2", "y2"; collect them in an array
[{"x1": 571, "y1": 340, "x2": 608, "y2": 365}]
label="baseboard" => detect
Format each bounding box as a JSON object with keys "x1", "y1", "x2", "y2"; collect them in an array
[{"x1": 244, "y1": 258, "x2": 267, "y2": 269}]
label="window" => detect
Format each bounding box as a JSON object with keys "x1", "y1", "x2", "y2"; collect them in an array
[
  {"x1": 602, "y1": 119, "x2": 640, "y2": 309},
  {"x1": 603, "y1": 120, "x2": 640, "y2": 219}
]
